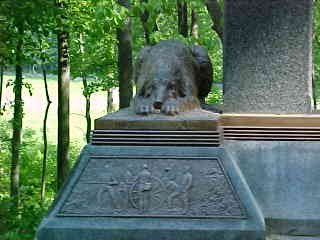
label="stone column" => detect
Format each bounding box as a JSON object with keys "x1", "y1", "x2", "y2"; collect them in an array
[{"x1": 224, "y1": 0, "x2": 313, "y2": 113}]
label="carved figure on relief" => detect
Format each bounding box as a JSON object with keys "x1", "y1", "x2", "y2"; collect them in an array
[
  {"x1": 129, "y1": 164, "x2": 166, "y2": 213},
  {"x1": 165, "y1": 166, "x2": 193, "y2": 212},
  {"x1": 97, "y1": 164, "x2": 120, "y2": 209}
]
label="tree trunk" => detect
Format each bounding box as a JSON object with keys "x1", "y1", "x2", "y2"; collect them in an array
[
  {"x1": 140, "y1": 0, "x2": 150, "y2": 44},
  {"x1": 107, "y1": 89, "x2": 114, "y2": 113},
  {"x1": 79, "y1": 33, "x2": 91, "y2": 143},
  {"x1": 82, "y1": 75, "x2": 91, "y2": 143},
  {"x1": 40, "y1": 58, "x2": 52, "y2": 201},
  {"x1": 140, "y1": 0, "x2": 159, "y2": 44},
  {"x1": 206, "y1": 0, "x2": 224, "y2": 42},
  {"x1": 177, "y1": 0, "x2": 188, "y2": 37},
  {"x1": 57, "y1": 30, "x2": 70, "y2": 190},
  {"x1": 313, "y1": 15, "x2": 318, "y2": 110},
  {"x1": 312, "y1": 72, "x2": 317, "y2": 110},
  {"x1": 11, "y1": 25, "x2": 24, "y2": 207},
  {"x1": 0, "y1": 63, "x2": 4, "y2": 113},
  {"x1": 190, "y1": 9, "x2": 199, "y2": 39},
  {"x1": 117, "y1": 0, "x2": 133, "y2": 109}
]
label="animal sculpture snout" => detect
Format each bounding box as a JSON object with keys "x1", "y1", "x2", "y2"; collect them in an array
[{"x1": 153, "y1": 101, "x2": 163, "y2": 109}]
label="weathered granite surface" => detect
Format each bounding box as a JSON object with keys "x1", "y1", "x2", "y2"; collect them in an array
[
  {"x1": 267, "y1": 235, "x2": 320, "y2": 240},
  {"x1": 37, "y1": 145, "x2": 265, "y2": 240},
  {"x1": 95, "y1": 108, "x2": 220, "y2": 130},
  {"x1": 59, "y1": 157, "x2": 246, "y2": 218},
  {"x1": 225, "y1": 141, "x2": 320, "y2": 236},
  {"x1": 224, "y1": 0, "x2": 313, "y2": 113}
]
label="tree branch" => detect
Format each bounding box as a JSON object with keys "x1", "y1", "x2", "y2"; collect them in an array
[{"x1": 206, "y1": 0, "x2": 223, "y2": 42}]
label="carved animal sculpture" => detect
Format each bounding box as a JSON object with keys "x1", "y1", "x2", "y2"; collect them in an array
[{"x1": 133, "y1": 40, "x2": 213, "y2": 115}]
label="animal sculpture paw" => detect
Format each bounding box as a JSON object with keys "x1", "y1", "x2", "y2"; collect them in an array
[
  {"x1": 134, "y1": 97, "x2": 155, "y2": 115},
  {"x1": 161, "y1": 98, "x2": 180, "y2": 116}
]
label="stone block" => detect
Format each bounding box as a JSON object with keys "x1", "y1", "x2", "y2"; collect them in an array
[
  {"x1": 224, "y1": 0, "x2": 313, "y2": 113},
  {"x1": 37, "y1": 145, "x2": 265, "y2": 240},
  {"x1": 225, "y1": 141, "x2": 320, "y2": 236},
  {"x1": 95, "y1": 108, "x2": 220, "y2": 131}
]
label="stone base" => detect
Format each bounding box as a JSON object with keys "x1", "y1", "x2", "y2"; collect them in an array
[
  {"x1": 225, "y1": 141, "x2": 320, "y2": 236},
  {"x1": 94, "y1": 108, "x2": 220, "y2": 131},
  {"x1": 37, "y1": 145, "x2": 265, "y2": 240}
]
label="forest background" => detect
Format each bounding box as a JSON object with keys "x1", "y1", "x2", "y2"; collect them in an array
[{"x1": 0, "y1": 0, "x2": 320, "y2": 239}]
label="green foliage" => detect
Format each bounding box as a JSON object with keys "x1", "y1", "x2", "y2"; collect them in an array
[
  {"x1": 130, "y1": 0, "x2": 223, "y2": 85},
  {"x1": 69, "y1": 0, "x2": 122, "y2": 98},
  {"x1": 206, "y1": 85, "x2": 223, "y2": 104},
  {"x1": 0, "y1": 120, "x2": 82, "y2": 240},
  {"x1": 314, "y1": 0, "x2": 320, "y2": 106},
  {"x1": 1, "y1": 2, "x2": 224, "y2": 236}
]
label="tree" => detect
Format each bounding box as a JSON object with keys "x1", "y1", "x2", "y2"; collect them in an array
[
  {"x1": 0, "y1": 1, "x2": 25, "y2": 207},
  {"x1": 69, "y1": 0, "x2": 121, "y2": 141},
  {"x1": 68, "y1": 1, "x2": 94, "y2": 143},
  {"x1": 107, "y1": 89, "x2": 114, "y2": 112},
  {"x1": 139, "y1": 0, "x2": 151, "y2": 44},
  {"x1": 118, "y1": 0, "x2": 133, "y2": 109},
  {"x1": 56, "y1": 0, "x2": 70, "y2": 190},
  {"x1": 0, "y1": 65, "x2": 3, "y2": 113},
  {"x1": 0, "y1": 11, "x2": 11, "y2": 114},
  {"x1": 136, "y1": 0, "x2": 161, "y2": 45},
  {"x1": 191, "y1": 9, "x2": 199, "y2": 39},
  {"x1": 81, "y1": 70, "x2": 91, "y2": 142},
  {"x1": 11, "y1": 23, "x2": 24, "y2": 207},
  {"x1": 177, "y1": 0, "x2": 188, "y2": 37},
  {"x1": 313, "y1": 0, "x2": 320, "y2": 109},
  {"x1": 68, "y1": 0, "x2": 94, "y2": 143},
  {"x1": 0, "y1": 0, "x2": 54, "y2": 207},
  {"x1": 206, "y1": 0, "x2": 224, "y2": 42},
  {"x1": 36, "y1": 34, "x2": 54, "y2": 201},
  {"x1": 40, "y1": 58, "x2": 52, "y2": 201}
]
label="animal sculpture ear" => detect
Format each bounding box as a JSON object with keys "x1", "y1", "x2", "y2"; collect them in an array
[
  {"x1": 190, "y1": 45, "x2": 213, "y2": 102},
  {"x1": 133, "y1": 46, "x2": 153, "y2": 84}
]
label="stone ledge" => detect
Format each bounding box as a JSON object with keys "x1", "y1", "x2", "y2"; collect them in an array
[
  {"x1": 221, "y1": 114, "x2": 320, "y2": 128},
  {"x1": 95, "y1": 108, "x2": 220, "y2": 131},
  {"x1": 267, "y1": 235, "x2": 320, "y2": 240}
]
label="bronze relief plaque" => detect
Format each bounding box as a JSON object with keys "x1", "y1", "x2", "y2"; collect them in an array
[{"x1": 58, "y1": 156, "x2": 246, "y2": 218}]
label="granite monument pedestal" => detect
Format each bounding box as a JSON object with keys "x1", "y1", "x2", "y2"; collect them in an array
[
  {"x1": 37, "y1": 109, "x2": 265, "y2": 240},
  {"x1": 224, "y1": 0, "x2": 313, "y2": 113}
]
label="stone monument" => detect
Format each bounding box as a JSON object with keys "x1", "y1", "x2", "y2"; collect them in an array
[
  {"x1": 224, "y1": 0, "x2": 313, "y2": 113},
  {"x1": 222, "y1": 1, "x2": 320, "y2": 236},
  {"x1": 37, "y1": 40, "x2": 265, "y2": 240}
]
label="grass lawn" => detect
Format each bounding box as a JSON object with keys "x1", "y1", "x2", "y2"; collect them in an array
[{"x1": 1, "y1": 74, "x2": 118, "y2": 145}]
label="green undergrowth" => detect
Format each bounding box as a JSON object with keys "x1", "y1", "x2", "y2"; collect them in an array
[{"x1": 0, "y1": 120, "x2": 82, "y2": 240}]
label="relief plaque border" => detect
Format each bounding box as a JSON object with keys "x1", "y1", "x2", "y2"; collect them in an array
[{"x1": 57, "y1": 156, "x2": 247, "y2": 219}]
